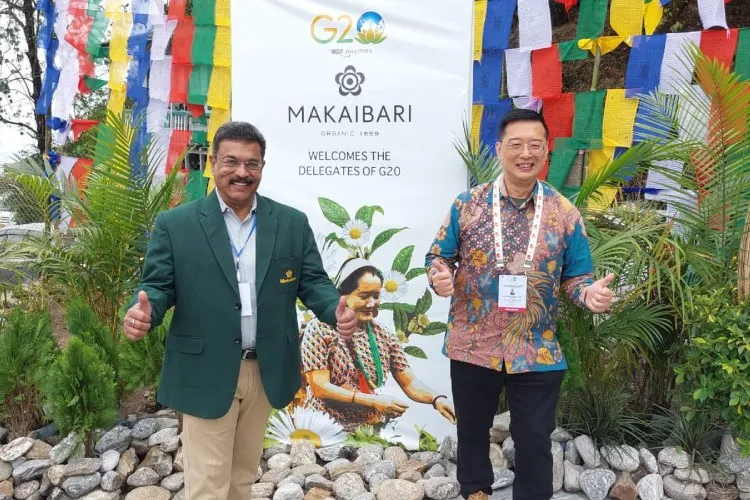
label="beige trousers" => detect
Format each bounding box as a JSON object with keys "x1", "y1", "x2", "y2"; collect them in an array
[{"x1": 182, "y1": 360, "x2": 272, "y2": 500}]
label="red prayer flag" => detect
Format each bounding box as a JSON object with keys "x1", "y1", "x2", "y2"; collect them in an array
[
  {"x1": 699, "y1": 29, "x2": 738, "y2": 70},
  {"x1": 187, "y1": 104, "x2": 206, "y2": 118},
  {"x1": 65, "y1": 15, "x2": 94, "y2": 53},
  {"x1": 542, "y1": 93, "x2": 575, "y2": 151},
  {"x1": 166, "y1": 130, "x2": 191, "y2": 174},
  {"x1": 170, "y1": 63, "x2": 192, "y2": 104},
  {"x1": 71, "y1": 119, "x2": 100, "y2": 140},
  {"x1": 553, "y1": 0, "x2": 577, "y2": 12},
  {"x1": 168, "y1": 0, "x2": 186, "y2": 20},
  {"x1": 532, "y1": 44, "x2": 563, "y2": 100},
  {"x1": 70, "y1": 158, "x2": 93, "y2": 195},
  {"x1": 68, "y1": 0, "x2": 88, "y2": 16},
  {"x1": 171, "y1": 16, "x2": 195, "y2": 65}
]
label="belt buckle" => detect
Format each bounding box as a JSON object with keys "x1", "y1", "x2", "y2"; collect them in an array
[{"x1": 241, "y1": 349, "x2": 256, "y2": 360}]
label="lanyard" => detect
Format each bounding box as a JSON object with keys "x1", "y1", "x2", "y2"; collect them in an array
[
  {"x1": 229, "y1": 215, "x2": 257, "y2": 280},
  {"x1": 492, "y1": 177, "x2": 544, "y2": 271}
]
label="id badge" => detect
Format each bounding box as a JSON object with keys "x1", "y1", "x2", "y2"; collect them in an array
[
  {"x1": 239, "y1": 282, "x2": 253, "y2": 317},
  {"x1": 498, "y1": 275, "x2": 528, "y2": 312}
]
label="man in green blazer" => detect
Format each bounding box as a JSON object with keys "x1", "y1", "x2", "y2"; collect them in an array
[{"x1": 123, "y1": 122, "x2": 357, "y2": 500}]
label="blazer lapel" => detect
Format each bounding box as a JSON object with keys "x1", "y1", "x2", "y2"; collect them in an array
[
  {"x1": 255, "y1": 195, "x2": 277, "y2": 293},
  {"x1": 200, "y1": 191, "x2": 239, "y2": 297}
]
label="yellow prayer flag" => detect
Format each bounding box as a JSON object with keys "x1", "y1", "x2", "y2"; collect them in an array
[
  {"x1": 578, "y1": 36, "x2": 626, "y2": 56},
  {"x1": 610, "y1": 0, "x2": 644, "y2": 38},
  {"x1": 602, "y1": 89, "x2": 639, "y2": 148},
  {"x1": 204, "y1": 154, "x2": 214, "y2": 179},
  {"x1": 206, "y1": 177, "x2": 216, "y2": 193},
  {"x1": 110, "y1": 12, "x2": 132, "y2": 63},
  {"x1": 587, "y1": 147, "x2": 618, "y2": 211},
  {"x1": 473, "y1": 0, "x2": 488, "y2": 62},
  {"x1": 471, "y1": 104, "x2": 484, "y2": 152},
  {"x1": 107, "y1": 89, "x2": 126, "y2": 116},
  {"x1": 108, "y1": 60, "x2": 130, "y2": 91},
  {"x1": 213, "y1": 26, "x2": 232, "y2": 68},
  {"x1": 643, "y1": 0, "x2": 663, "y2": 35},
  {"x1": 207, "y1": 66, "x2": 231, "y2": 110},
  {"x1": 208, "y1": 108, "x2": 231, "y2": 144},
  {"x1": 105, "y1": 0, "x2": 122, "y2": 18},
  {"x1": 215, "y1": 0, "x2": 231, "y2": 27}
]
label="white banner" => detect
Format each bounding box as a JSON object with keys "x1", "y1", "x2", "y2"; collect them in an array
[{"x1": 233, "y1": 0, "x2": 472, "y2": 448}]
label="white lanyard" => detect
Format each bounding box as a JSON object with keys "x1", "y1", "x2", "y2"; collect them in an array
[{"x1": 492, "y1": 177, "x2": 545, "y2": 271}]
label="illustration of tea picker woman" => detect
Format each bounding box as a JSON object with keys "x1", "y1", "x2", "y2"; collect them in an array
[{"x1": 300, "y1": 257, "x2": 456, "y2": 432}]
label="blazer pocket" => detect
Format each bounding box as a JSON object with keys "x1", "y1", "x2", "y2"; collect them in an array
[
  {"x1": 273, "y1": 257, "x2": 301, "y2": 294},
  {"x1": 166, "y1": 335, "x2": 205, "y2": 354}
]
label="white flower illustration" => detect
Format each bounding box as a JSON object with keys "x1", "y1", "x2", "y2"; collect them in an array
[
  {"x1": 341, "y1": 219, "x2": 370, "y2": 247},
  {"x1": 266, "y1": 407, "x2": 347, "y2": 448},
  {"x1": 381, "y1": 270, "x2": 408, "y2": 302}
]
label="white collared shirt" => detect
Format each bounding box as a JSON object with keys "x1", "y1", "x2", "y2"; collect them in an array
[{"x1": 216, "y1": 193, "x2": 257, "y2": 349}]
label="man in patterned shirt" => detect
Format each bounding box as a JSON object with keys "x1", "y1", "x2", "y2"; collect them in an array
[{"x1": 425, "y1": 109, "x2": 614, "y2": 500}]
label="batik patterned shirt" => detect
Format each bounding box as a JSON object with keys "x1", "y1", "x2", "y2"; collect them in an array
[
  {"x1": 425, "y1": 177, "x2": 595, "y2": 373},
  {"x1": 300, "y1": 319, "x2": 409, "y2": 431}
]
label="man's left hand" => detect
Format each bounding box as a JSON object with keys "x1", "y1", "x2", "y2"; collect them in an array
[
  {"x1": 335, "y1": 296, "x2": 357, "y2": 339},
  {"x1": 584, "y1": 273, "x2": 615, "y2": 313}
]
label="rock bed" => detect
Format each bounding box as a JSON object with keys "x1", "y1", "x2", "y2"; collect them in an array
[{"x1": 1, "y1": 410, "x2": 749, "y2": 500}]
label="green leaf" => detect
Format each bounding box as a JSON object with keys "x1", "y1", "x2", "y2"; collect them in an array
[
  {"x1": 404, "y1": 346, "x2": 427, "y2": 359},
  {"x1": 393, "y1": 305, "x2": 409, "y2": 333},
  {"x1": 405, "y1": 268, "x2": 426, "y2": 280},
  {"x1": 370, "y1": 227, "x2": 407, "y2": 254},
  {"x1": 379, "y1": 302, "x2": 416, "y2": 314},
  {"x1": 392, "y1": 246, "x2": 414, "y2": 274},
  {"x1": 414, "y1": 289, "x2": 433, "y2": 316},
  {"x1": 416, "y1": 322, "x2": 447, "y2": 336},
  {"x1": 324, "y1": 231, "x2": 350, "y2": 251},
  {"x1": 354, "y1": 205, "x2": 384, "y2": 227},
  {"x1": 318, "y1": 198, "x2": 350, "y2": 227}
]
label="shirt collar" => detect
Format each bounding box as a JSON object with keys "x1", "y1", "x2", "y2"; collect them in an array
[
  {"x1": 216, "y1": 191, "x2": 257, "y2": 219},
  {"x1": 491, "y1": 174, "x2": 540, "y2": 206}
]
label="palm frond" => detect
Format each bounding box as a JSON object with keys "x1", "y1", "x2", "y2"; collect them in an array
[{"x1": 454, "y1": 118, "x2": 500, "y2": 186}]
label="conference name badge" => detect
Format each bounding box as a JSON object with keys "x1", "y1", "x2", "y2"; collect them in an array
[{"x1": 498, "y1": 275, "x2": 527, "y2": 313}]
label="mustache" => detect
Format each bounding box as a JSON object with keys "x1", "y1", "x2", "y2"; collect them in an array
[{"x1": 229, "y1": 177, "x2": 253, "y2": 183}]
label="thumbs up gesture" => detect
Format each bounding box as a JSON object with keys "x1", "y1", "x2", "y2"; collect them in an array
[
  {"x1": 429, "y1": 260, "x2": 454, "y2": 298},
  {"x1": 583, "y1": 273, "x2": 615, "y2": 313},
  {"x1": 335, "y1": 296, "x2": 357, "y2": 340},
  {"x1": 124, "y1": 291, "x2": 153, "y2": 341}
]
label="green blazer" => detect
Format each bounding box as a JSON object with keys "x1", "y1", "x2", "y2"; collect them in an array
[{"x1": 130, "y1": 190, "x2": 340, "y2": 418}]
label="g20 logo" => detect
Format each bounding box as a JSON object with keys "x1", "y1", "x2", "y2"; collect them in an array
[{"x1": 310, "y1": 11, "x2": 387, "y2": 45}]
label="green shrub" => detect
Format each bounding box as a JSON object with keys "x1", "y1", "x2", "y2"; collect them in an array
[
  {"x1": 43, "y1": 336, "x2": 117, "y2": 452},
  {"x1": 0, "y1": 308, "x2": 57, "y2": 437},
  {"x1": 673, "y1": 286, "x2": 750, "y2": 455},
  {"x1": 558, "y1": 380, "x2": 647, "y2": 446},
  {"x1": 557, "y1": 320, "x2": 585, "y2": 396},
  {"x1": 118, "y1": 309, "x2": 171, "y2": 391},
  {"x1": 65, "y1": 297, "x2": 118, "y2": 371}
]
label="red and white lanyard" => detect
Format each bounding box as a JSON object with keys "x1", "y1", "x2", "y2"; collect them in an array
[{"x1": 492, "y1": 176, "x2": 545, "y2": 271}]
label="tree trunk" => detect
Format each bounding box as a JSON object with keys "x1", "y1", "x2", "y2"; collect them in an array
[{"x1": 21, "y1": 0, "x2": 45, "y2": 154}]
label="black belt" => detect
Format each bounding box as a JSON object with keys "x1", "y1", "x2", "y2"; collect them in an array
[{"x1": 241, "y1": 349, "x2": 257, "y2": 360}]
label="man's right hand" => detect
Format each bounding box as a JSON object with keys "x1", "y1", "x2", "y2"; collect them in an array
[
  {"x1": 124, "y1": 291, "x2": 152, "y2": 341},
  {"x1": 429, "y1": 260, "x2": 454, "y2": 297}
]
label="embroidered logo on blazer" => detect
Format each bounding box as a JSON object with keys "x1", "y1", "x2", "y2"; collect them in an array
[{"x1": 280, "y1": 269, "x2": 297, "y2": 284}]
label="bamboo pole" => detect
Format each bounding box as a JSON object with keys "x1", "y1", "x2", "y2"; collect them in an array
[{"x1": 739, "y1": 204, "x2": 750, "y2": 302}]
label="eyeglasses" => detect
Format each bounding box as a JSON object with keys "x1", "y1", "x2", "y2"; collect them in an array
[
  {"x1": 219, "y1": 158, "x2": 263, "y2": 171},
  {"x1": 503, "y1": 141, "x2": 546, "y2": 156}
]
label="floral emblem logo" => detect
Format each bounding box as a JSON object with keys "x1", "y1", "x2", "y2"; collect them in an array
[{"x1": 335, "y1": 65, "x2": 365, "y2": 96}]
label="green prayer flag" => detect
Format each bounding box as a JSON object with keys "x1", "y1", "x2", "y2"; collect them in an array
[
  {"x1": 86, "y1": 13, "x2": 109, "y2": 57},
  {"x1": 191, "y1": 26, "x2": 217, "y2": 66},
  {"x1": 573, "y1": 90, "x2": 605, "y2": 150},
  {"x1": 192, "y1": 0, "x2": 215, "y2": 26},
  {"x1": 185, "y1": 169, "x2": 209, "y2": 201},
  {"x1": 576, "y1": 0, "x2": 609, "y2": 40},
  {"x1": 735, "y1": 28, "x2": 750, "y2": 82},
  {"x1": 191, "y1": 115, "x2": 208, "y2": 146},
  {"x1": 87, "y1": 0, "x2": 101, "y2": 16},
  {"x1": 559, "y1": 40, "x2": 588, "y2": 62},
  {"x1": 561, "y1": 186, "x2": 581, "y2": 199},
  {"x1": 188, "y1": 65, "x2": 213, "y2": 105},
  {"x1": 84, "y1": 77, "x2": 108, "y2": 92},
  {"x1": 547, "y1": 138, "x2": 579, "y2": 190}
]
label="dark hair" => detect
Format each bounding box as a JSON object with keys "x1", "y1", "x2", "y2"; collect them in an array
[
  {"x1": 335, "y1": 260, "x2": 384, "y2": 295},
  {"x1": 212, "y1": 121, "x2": 267, "y2": 158},
  {"x1": 498, "y1": 109, "x2": 549, "y2": 141}
]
